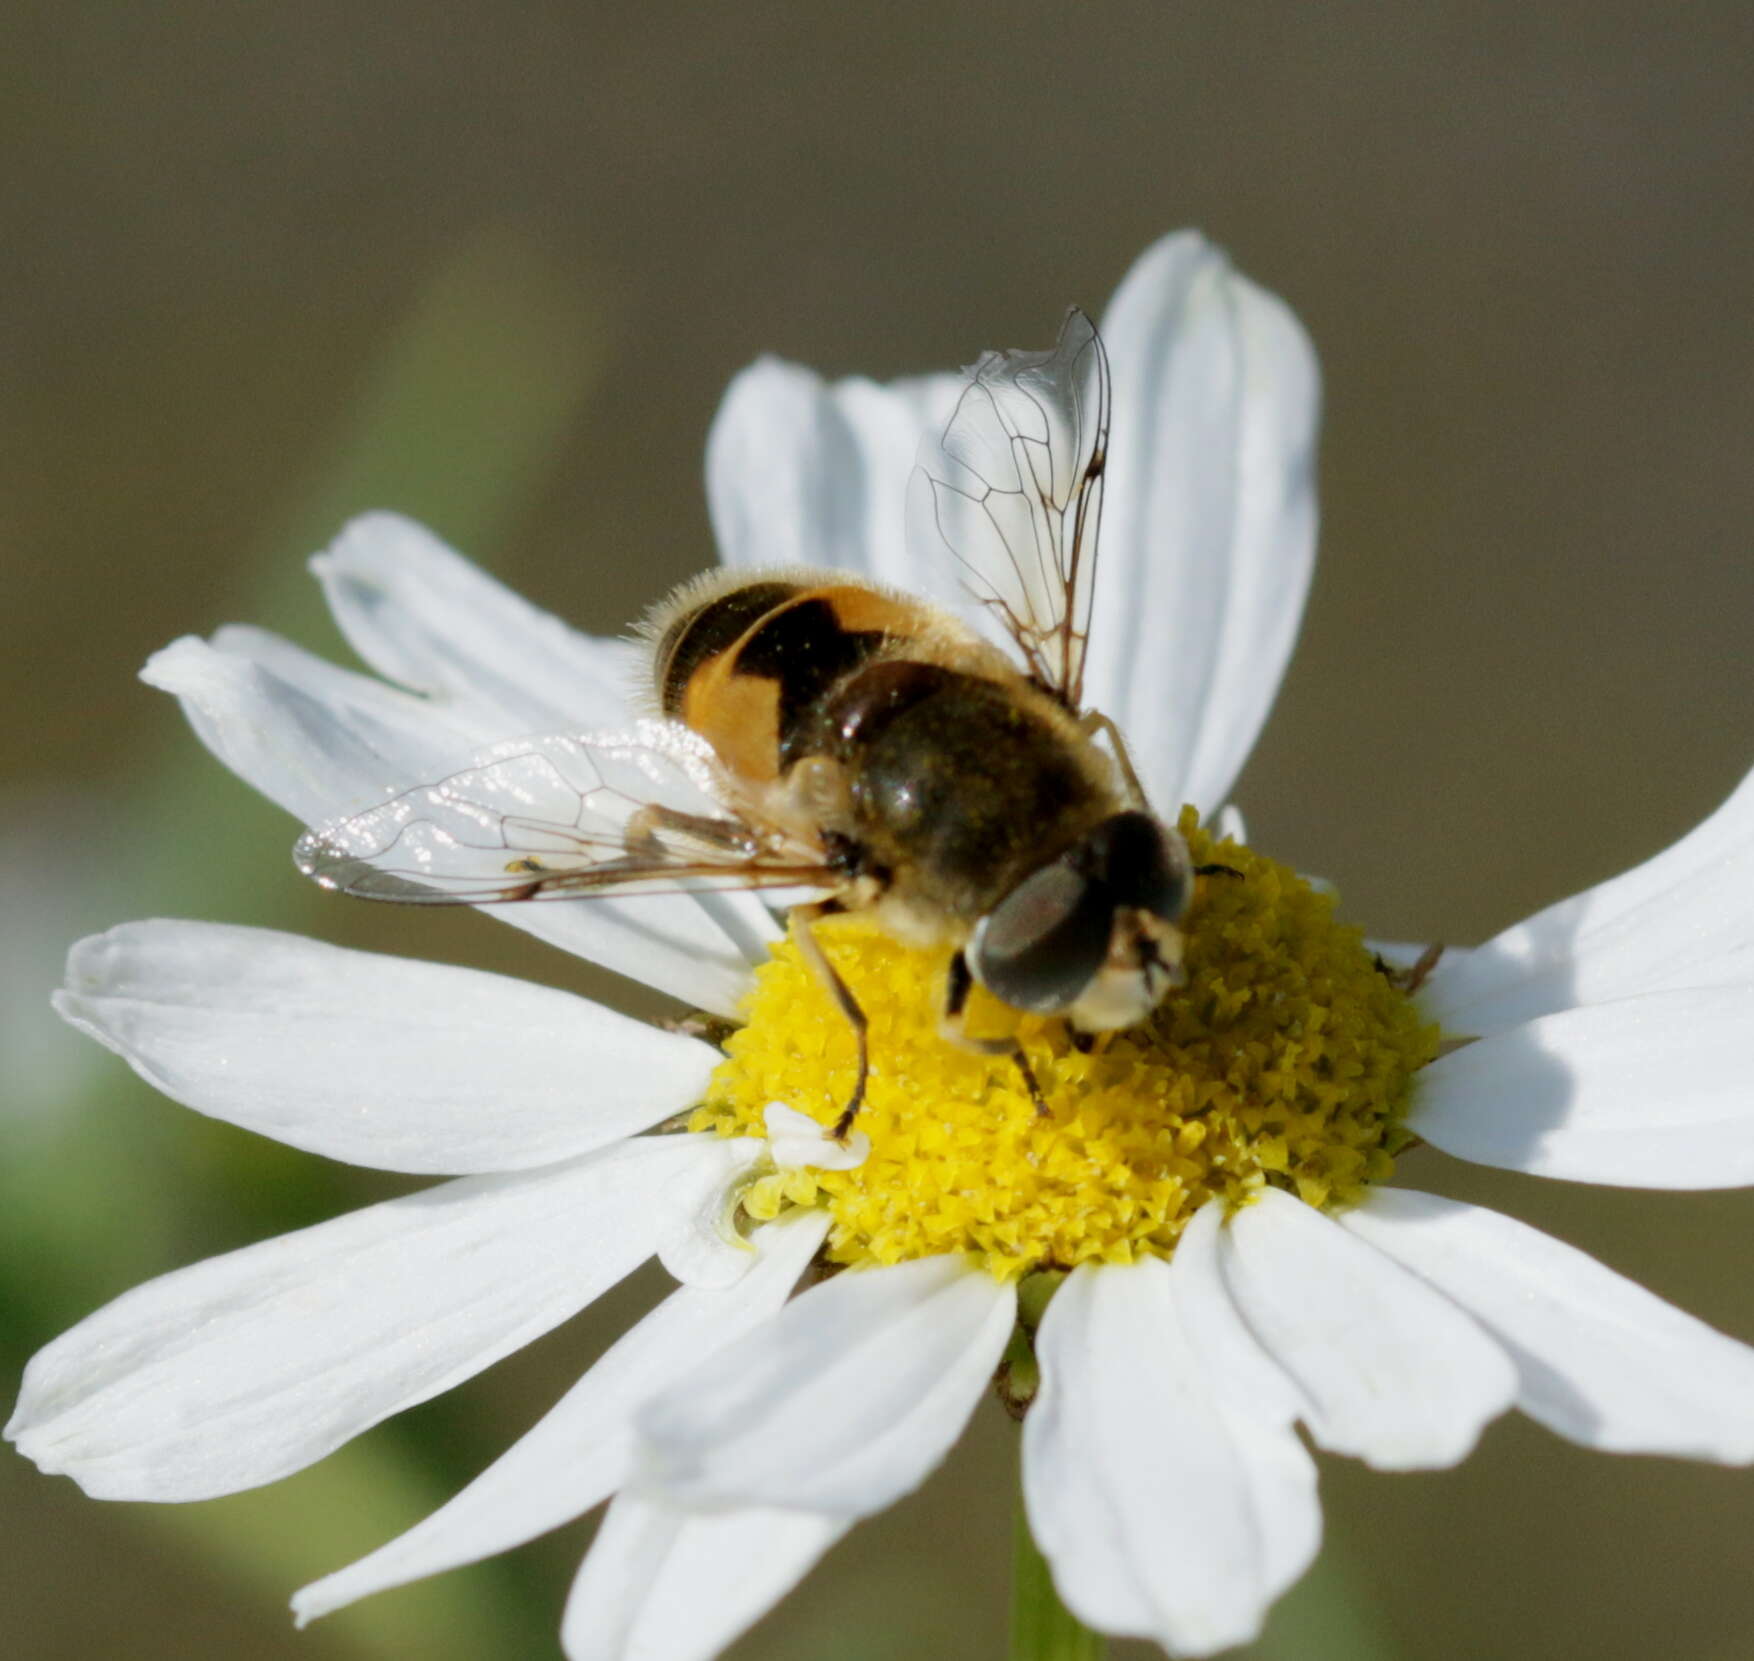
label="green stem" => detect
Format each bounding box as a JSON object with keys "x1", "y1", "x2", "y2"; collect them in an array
[{"x1": 1010, "y1": 1483, "x2": 1106, "y2": 1661}]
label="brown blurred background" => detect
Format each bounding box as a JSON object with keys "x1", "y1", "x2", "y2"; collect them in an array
[{"x1": 3, "y1": 3, "x2": 1753, "y2": 1658}]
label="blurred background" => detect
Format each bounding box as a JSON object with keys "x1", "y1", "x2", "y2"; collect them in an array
[{"x1": 4, "y1": 2, "x2": 1752, "y2": 1657}]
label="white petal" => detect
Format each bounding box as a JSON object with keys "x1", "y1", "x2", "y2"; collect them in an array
[
  {"x1": 1341, "y1": 1189, "x2": 1754, "y2": 1461},
  {"x1": 292, "y1": 1211, "x2": 829, "y2": 1624},
  {"x1": 1220, "y1": 1188, "x2": 1516, "y2": 1469},
  {"x1": 7, "y1": 1134, "x2": 755, "y2": 1501},
  {"x1": 1425, "y1": 763, "x2": 1754, "y2": 1036},
  {"x1": 1171, "y1": 1205, "x2": 1320, "y2": 1593},
  {"x1": 636, "y1": 1254, "x2": 1014, "y2": 1516},
  {"x1": 1170, "y1": 1206, "x2": 1305, "y2": 1427},
  {"x1": 1083, "y1": 232, "x2": 1320, "y2": 816},
  {"x1": 143, "y1": 632, "x2": 768, "y2": 1015},
  {"x1": 212, "y1": 623, "x2": 507, "y2": 744},
  {"x1": 1024, "y1": 1256, "x2": 1319, "y2": 1656},
  {"x1": 1214, "y1": 803, "x2": 1248, "y2": 846},
  {"x1": 312, "y1": 513, "x2": 638, "y2": 733},
  {"x1": 1409, "y1": 984, "x2": 1754, "y2": 1187},
  {"x1": 142, "y1": 633, "x2": 472, "y2": 829},
  {"x1": 54, "y1": 920, "x2": 719, "y2": 1175},
  {"x1": 706, "y1": 357, "x2": 959, "y2": 590},
  {"x1": 562, "y1": 1494, "x2": 846, "y2": 1661}
]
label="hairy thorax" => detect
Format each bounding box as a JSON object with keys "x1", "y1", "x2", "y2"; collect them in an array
[{"x1": 795, "y1": 655, "x2": 1122, "y2": 936}]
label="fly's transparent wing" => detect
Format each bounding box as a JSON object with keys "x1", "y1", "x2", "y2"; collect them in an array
[
  {"x1": 909, "y1": 307, "x2": 1110, "y2": 709},
  {"x1": 292, "y1": 720, "x2": 837, "y2": 903}
]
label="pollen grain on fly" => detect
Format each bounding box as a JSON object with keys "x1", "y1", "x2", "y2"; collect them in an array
[{"x1": 691, "y1": 810, "x2": 1440, "y2": 1281}]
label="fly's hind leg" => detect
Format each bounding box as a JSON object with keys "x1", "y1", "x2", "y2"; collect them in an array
[
  {"x1": 790, "y1": 902, "x2": 871, "y2": 1142},
  {"x1": 940, "y1": 950, "x2": 1049, "y2": 1117}
]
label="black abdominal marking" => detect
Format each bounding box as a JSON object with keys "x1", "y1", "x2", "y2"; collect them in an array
[
  {"x1": 658, "y1": 581, "x2": 800, "y2": 717},
  {"x1": 730, "y1": 598, "x2": 888, "y2": 760}
]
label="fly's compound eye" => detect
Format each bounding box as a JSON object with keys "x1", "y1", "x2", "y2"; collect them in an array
[
  {"x1": 1080, "y1": 810, "x2": 1191, "y2": 923},
  {"x1": 967, "y1": 812, "x2": 1191, "y2": 1016},
  {"x1": 968, "y1": 859, "x2": 1116, "y2": 1015}
]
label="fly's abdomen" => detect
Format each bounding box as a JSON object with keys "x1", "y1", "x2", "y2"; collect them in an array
[
  {"x1": 652, "y1": 577, "x2": 804, "y2": 721},
  {"x1": 647, "y1": 574, "x2": 928, "y2": 783}
]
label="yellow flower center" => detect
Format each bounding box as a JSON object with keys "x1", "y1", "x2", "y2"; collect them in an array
[{"x1": 691, "y1": 809, "x2": 1439, "y2": 1280}]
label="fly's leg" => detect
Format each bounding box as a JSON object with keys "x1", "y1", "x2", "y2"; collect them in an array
[
  {"x1": 1403, "y1": 942, "x2": 1445, "y2": 994},
  {"x1": 1077, "y1": 709, "x2": 1147, "y2": 808},
  {"x1": 940, "y1": 950, "x2": 1049, "y2": 1117},
  {"x1": 512, "y1": 804, "x2": 767, "y2": 888},
  {"x1": 1077, "y1": 715, "x2": 1242, "y2": 880},
  {"x1": 790, "y1": 902, "x2": 871, "y2": 1141},
  {"x1": 1373, "y1": 942, "x2": 1444, "y2": 995},
  {"x1": 623, "y1": 803, "x2": 760, "y2": 858},
  {"x1": 508, "y1": 802, "x2": 759, "y2": 885}
]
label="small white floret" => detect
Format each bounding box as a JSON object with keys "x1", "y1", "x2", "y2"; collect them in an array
[{"x1": 763, "y1": 1102, "x2": 871, "y2": 1171}]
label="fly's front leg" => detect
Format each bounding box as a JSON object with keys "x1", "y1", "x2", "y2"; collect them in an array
[
  {"x1": 509, "y1": 804, "x2": 759, "y2": 885},
  {"x1": 940, "y1": 950, "x2": 1049, "y2": 1117},
  {"x1": 790, "y1": 902, "x2": 871, "y2": 1142},
  {"x1": 624, "y1": 803, "x2": 760, "y2": 859},
  {"x1": 1077, "y1": 708, "x2": 1149, "y2": 807}
]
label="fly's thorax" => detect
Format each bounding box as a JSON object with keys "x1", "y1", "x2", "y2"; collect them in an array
[{"x1": 802, "y1": 657, "x2": 1122, "y2": 925}]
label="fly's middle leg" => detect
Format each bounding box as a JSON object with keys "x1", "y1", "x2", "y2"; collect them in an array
[
  {"x1": 1077, "y1": 708, "x2": 1147, "y2": 808},
  {"x1": 789, "y1": 902, "x2": 871, "y2": 1142}
]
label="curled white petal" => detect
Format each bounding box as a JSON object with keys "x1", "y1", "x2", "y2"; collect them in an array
[
  {"x1": 1220, "y1": 1188, "x2": 1516, "y2": 1469},
  {"x1": 292, "y1": 1211, "x2": 828, "y2": 1625},
  {"x1": 636, "y1": 1254, "x2": 1014, "y2": 1516},
  {"x1": 6, "y1": 1135, "x2": 743, "y2": 1501},
  {"x1": 1342, "y1": 1188, "x2": 1754, "y2": 1461},
  {"x1": 54, "y1": 920, "x2": 720, "y2": 1175},
  {"x1": 1409, "y1": 984, "x2": 1754, "y2": 1187},
  {"x1": 655, "y1": 1142, "x2": 769, "y2": 1289},
  {"x1": 763, "y1": 1102, "x2": 871, "y2": 1171}
]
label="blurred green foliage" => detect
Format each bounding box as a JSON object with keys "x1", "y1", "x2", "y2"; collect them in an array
[{"x1": 1, "y1": 230, "x2": 611, "y2": 1661}]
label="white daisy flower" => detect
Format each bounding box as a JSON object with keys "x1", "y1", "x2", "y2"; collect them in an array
[{"x1": 10, "y1": 230, "x2": 1754, "y2": 1661}]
